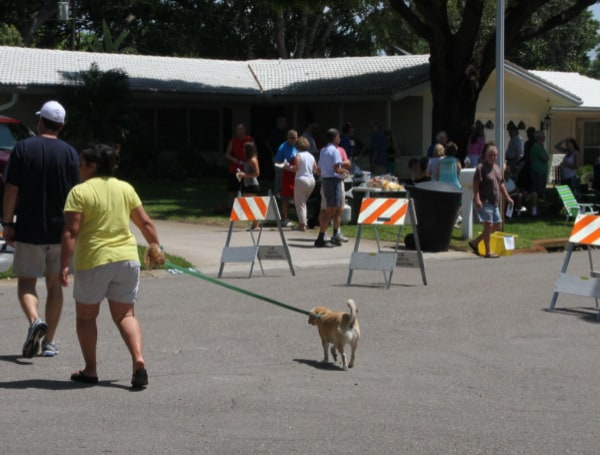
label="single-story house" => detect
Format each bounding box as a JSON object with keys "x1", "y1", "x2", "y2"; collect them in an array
[{"x1": 0, "y1": 45, "x2": 598, "y2": 179}]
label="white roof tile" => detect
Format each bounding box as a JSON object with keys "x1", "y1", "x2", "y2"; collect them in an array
[
  {"x1": 531, "y1": 70, "x2": 600, "y2": 108},
  {"x1": 0, "y1": 46, "x2": 591, "y2": 107},
  {"x1": 249, "y1": 55, "x2": 430, "y2": 96},
  {"x1": 0, "y1": 46, "x2": 429, "y2": 97},
  {"x1": 0, "y1": 46, "x2": 258, "y2": 94}
]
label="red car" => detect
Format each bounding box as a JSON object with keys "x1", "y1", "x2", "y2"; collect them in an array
[{"x1": 0, "y1": 115, "x2": 35, "y2": 193}]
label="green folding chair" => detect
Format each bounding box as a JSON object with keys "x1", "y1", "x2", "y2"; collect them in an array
[{"x1": 555, "y1": 185, "x2": 597, "y2": 224}]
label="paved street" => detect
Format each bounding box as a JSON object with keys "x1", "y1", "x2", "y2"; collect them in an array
[{"x1": 1, "y1": 222, "x2": 599, "y2": 454}]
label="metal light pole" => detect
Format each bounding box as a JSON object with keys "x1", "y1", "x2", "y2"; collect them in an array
[
  {"x1": 495, "y1": 0, "x2": 505, "y2": 165},
  {"x1": 57, "y1": 1, "x2": 75, "y2": 50},
  {"x1": 57, "y1": 2, "x2": 69, "y2": 20},
  {"x1": 496, "y1": 0, "x2": 509, "y2": 228}
]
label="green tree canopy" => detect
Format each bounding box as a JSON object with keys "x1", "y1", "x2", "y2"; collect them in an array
[
  {"x1": 0, "y1": 23, "x2": 24, "y2": 46},
  {"x1": 61, "y1": 62, "x2": 133, "y2": 149},
  {"x1": 508, "y1": 6, "x2": 599, "y2": 71},
  {"x1": 81, "y1": 20, "x2": 137, "y2": 54},
  {"x1": 0, "y1": 0, "x2": 426, "y2": 58}
]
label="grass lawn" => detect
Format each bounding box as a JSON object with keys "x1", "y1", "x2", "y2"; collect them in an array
[{"x1": 131, "y1": 177, "x2": 573, "y2": 252}]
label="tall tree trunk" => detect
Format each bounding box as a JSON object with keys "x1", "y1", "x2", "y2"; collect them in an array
[
  {"x1": 429, "y1": 49, "x2": 480, "y2": 161},
  {"x1": 241, "y1": 14, "x2": 254, "y2": 59},
  {"x1": 275, "y1": 8, "x2": 287, "y2": 58},
  {"x1": 304, "y1": 11, "x2": 323, "y2": 58},
  {"x1": 297, "y1": 11, "x2": 308, "y2": 58},
  {"x1": 428, "y1": 31, "x2": 480, "y2": 160},
  {"x1": 21, "y1": 1, "x2": 57, "y2": 47}
]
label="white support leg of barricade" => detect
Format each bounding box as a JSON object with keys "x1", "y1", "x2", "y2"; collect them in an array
[
  {"x1": 550, "y1": 244, "x2": 600, "y2": 317},
  {"x1": 347, "y1": 198, "x2": 426, "y2": 288},
  {"x1": 273, "y1": 215, "x2": 296, "y2": 277},
  {"x1": 459, "y1": 168, "x2": 475, "y2": 240},
  {"x1": 219, "y1": 195, "x2": 294, "y2": 278},
  {"x1": 550, "y1": 214, "x2": 600, "y2": 317},
  {"x1": 218, "y1": 221, "x2": 263, "y2": 278}
]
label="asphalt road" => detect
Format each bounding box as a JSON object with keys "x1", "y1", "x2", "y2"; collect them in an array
[{"x1": 1, "y1": 222, "x2": 599, "y2": 454}]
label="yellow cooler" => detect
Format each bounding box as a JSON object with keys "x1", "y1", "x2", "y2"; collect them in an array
[{"x1": 478, "y1": 232, "x2": 518, "y2": 256}]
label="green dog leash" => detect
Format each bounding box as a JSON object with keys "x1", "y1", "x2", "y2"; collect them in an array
[{"x1": 165, "y1": 261, "x2": 310, "y2": 316}]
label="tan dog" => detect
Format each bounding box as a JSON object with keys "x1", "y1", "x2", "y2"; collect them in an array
[{"x1": 308, "y1": 299, "x2": 360, "y2": 370}]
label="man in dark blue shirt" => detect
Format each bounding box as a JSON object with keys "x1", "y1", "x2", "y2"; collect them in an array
[{"x1": 3, "y1": 100, "x2": 79, "y2": 358}]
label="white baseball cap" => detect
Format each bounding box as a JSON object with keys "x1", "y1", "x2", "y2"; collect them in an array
[{"x1": 36, "y1": 100, "x2": 66, "y2": 123}]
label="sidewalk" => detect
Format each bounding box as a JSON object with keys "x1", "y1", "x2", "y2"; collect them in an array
[{"x1": 135, "y1": 220, "x2": 473, "y2": 275}]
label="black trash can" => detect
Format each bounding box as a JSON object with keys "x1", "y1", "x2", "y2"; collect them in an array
[{"x1": 408, "y1": 181, "x2": 462, "y2": 252}]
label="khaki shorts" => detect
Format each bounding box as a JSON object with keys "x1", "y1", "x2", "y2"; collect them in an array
[
  {"x1": 73, "y1": 260, "x2": 140, "y2": 304},
  {"x1": 13, "y1": 242, "x2": 61, "y2": 277}
]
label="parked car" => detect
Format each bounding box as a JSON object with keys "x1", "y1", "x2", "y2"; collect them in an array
[{"x1": 0, "y1": 115, "x2": 35, "y2": 207}]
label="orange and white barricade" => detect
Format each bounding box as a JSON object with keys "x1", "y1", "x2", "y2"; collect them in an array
[
  {"x1": 347, "y1": 197, "x2": 426, "y2": 288},
  {"x1": 550, "y1": 214, "x2": 600, "y2": 316},
  {"x1": 219, "y1": 195, "x2": 294, "y2": 278}
]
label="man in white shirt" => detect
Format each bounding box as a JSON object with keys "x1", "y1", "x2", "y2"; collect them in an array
[{"x1": 315, "y1": 128, "x2": 347, "y2": 247}]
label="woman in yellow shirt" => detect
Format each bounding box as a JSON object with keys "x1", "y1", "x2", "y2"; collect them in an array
[{"x1": 60, "y1": 144, "x2": 162, "y2": 388}]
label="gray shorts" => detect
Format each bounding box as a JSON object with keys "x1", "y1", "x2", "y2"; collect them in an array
[
  {"x1": 74, "y1": 260, "x2": 140, "y2": 304},
  {"x1": 321, "y1": 178, "x2": 342, "y2": 208},
  {"x1": 13, "y1": 242, "x2": 61, "y2": 277},
  {"x1": 320, "y1": 179, "x2": 345, "y2": 210}
]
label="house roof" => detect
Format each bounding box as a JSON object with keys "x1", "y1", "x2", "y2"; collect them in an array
[
  {"x1": 0, "y1": 46, "x2": 430, "y2": 100},
  {"x1": 249, "y1": 55, "x2": 431, "y2": 99},
  {"x1": 506, "y1": 63, "x2": 582, "y2": 106},
  {"x1": 531, "y1": 70, "x2": 600, "y2": 111},
  {"x1": 0, "y1": 46, "x2": 257, "y2": 95},
  {"x1": 0, "y1": 46, "x2": 429, "y2": 100},
  {"x1": 0, "y1": 45, "x2": 592, "y2": 107}
]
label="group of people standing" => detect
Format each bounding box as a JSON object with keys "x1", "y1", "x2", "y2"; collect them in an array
[
  {"x1": 473, "y1": 123, "x2": 552, "y2": 219},
  {"x1": 471, "y1": 125, "x2": 580, "y2": 258},
  {"x1": 417, "y1": 130, "x2": 463, "y2": 191},
  {"x1": 423, "y1": 132, "x2": 515, "y2": 259},
  {"x1": 224, "y1": 120, "x2": 354, "y2": 247},
  {"x1": 467, "y1": 126, "x2": 554, "y2": 258},
  {"x1": 498, "y1": 123, "x2": 577, "y2": 220},
  {"x1": 419, "y1": 122, "x2": 571, "y2": 258},
  {"x1": 3, "y1": 100, "x2": 161, "y2": 388},
  {"x1": 225, "y1": 118, "x2": 575, "y2": 261}
]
